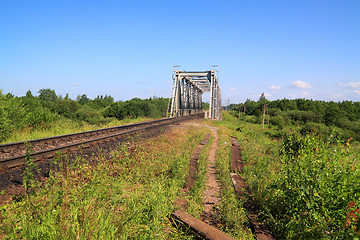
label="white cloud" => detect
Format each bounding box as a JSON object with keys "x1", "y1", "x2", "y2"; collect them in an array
[
  {"x1": 292, "y1": 80, "x2": 311, "y2": 89},
  {"x1": 268, "y1": 85, "x2": 281, "y2": 90},
  {"x1": 355, "y1": 90, "x2": 360, "y2": 95},
  {"x1": 339, "y1": 82, "x2": 360, "y2": 88},
  {"x1": 70, "y1": 82, "x2": 80, "y2": 86},
  {"x1": 229, "y1": 88, "x2": 237, "y2": 91}
]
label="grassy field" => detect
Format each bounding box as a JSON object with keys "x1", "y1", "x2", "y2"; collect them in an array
[
  {"x1": 219, "y1": 112, "x2": 360, "y2": 239},
  {"x1": 207, "y1": 120, "x2": 254, "y2": 239},
  {"x1": 1, "y1": 124, "x2": 208, "y2": 239},
  {"x1": 0, "y1": 118, "x2": 258, "y2": 239},
  {"x1": 2, "y1": 112, "x2": 359, "y2": 239},
  {"x1": 1, "y1": 116, "x2": 154, "y2": 144}
]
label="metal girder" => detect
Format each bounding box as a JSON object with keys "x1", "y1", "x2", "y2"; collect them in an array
[
  {"x1": 169, "y1": 69, "x2": 221, "y2": 119},
  {"x1": 184, "y1": 78, "x2": 206, "y2": 93},
  {"x1": 176, "y1": 71, "x2": 211, "y2": 78}
]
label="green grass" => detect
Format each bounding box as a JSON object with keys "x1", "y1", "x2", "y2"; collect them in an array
[
  {"x1": 220, "y1": 111, "x2": 360, "y2": 239},
  {"x1": 6, "y1": 111, "x2": 357, "y2": 239},
  {"x1": 186, "y1": 134, "x2": 213, "y2": 218},
  {"x1": 0, "y1": 125, "x2": 207, "y2": 239},
  {"x1": 1, "y1": 116, "x2": 153, "y2": 144},
  {"x1": 206, "y1": 116, "x2": 255, "y2": 239}
]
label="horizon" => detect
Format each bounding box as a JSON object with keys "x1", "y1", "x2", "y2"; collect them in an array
[{"x1": 2, "y1": 88, "x2": 360, "y2": 105}]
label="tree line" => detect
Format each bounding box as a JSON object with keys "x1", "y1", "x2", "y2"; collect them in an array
[
  {"x1": 231, "y1": 93, "x2": 360, "y2": 141},
  {"x1": 0, "y1": 89, "x2": 169, "y2": 142}
]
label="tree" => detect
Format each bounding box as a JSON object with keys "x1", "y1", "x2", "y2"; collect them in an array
[
  {"x1": 25, "y1": 90, "x2": 34, "y2": 98},
  {"x1": 89, "y1": 95, "x2": 114, "y2": 109},
  {"x1": 259, "y1": 92, "x2": 267, "y2": 103},
  {"x1": 324, "y1": 101, "x2": 342, "y2": 126},
  {"x1": 76, "y1": 94, "x2": 90, "y2": 105},
  {"x1": 38, "y1": 89, "x2": 57, "y2": 102}
]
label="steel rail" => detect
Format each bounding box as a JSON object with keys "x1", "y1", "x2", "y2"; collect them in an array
[
  {"x1": 0, "y1": 113, "x2": 203, "y2": 168},
  {"x1": 0, "y1": 117, "x2": 173, "y2": 156}
]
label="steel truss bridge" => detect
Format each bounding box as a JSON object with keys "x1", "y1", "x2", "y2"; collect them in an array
[{"x1": 169, "y1": 69, "x2": 221, "y2": 119}]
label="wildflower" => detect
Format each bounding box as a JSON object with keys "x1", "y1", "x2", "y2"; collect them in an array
[
  {"x1": 348, "y1": 201, "x2": 356, "y2": 209},
  {"x1": 325, "y1": 230, "x2": 329, "y2": 234}
]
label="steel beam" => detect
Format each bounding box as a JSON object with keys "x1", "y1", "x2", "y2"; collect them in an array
[{"x1": 170, "y1": 69, "x2": 221, "y2": 119}]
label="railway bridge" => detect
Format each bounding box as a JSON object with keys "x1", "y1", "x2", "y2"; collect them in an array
[{"x1": 169, "y1": 69, "x2": 221, "y2": 119}]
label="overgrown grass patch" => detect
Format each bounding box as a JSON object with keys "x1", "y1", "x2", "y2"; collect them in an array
[
  {"x1": 221, "y1": 111, "x2": 360, "y2": 239},
  {"x1": 186, "y1": 135, "x2": 213, "y2": 218},
  {"x1": 2, "y1": 116, "x2": 153, "y2": 144},
  {"x1": 207, "y1": 117, "x2": 255, "y2": 239},
  {"x1": 0, "y1": 126, "x2": 207, "y2": 239}
]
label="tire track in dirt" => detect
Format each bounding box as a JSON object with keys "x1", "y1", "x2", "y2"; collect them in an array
[
  {"x1": 230, "y1": 137, "x2": 275, "y2": 240},
  {"x1": 171, "y1": 122, "x2": 235, "y2": 240},
  {"x1": 184, "y1": 133, "x2": 211, "y2": 191},
  {"x1": 200, "y1": 125, "x2": 222, "y2": 226}
]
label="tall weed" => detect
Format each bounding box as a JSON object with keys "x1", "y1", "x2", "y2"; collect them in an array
[
  {"x1": 0, "y1": 126, "x2": 205, "y2": 239},
  {"x1": 270, "y1": 132, "x2": 360, "y2": 239},
  {"x1": 219, "y1": 112, "x2": 360, "y2": 239}
]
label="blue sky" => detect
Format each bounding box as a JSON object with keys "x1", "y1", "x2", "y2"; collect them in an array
[{"x1": 1, "y1": 0, "x2": 359, "y2": 103}]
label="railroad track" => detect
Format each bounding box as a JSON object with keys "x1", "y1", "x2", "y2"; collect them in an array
[{"x1": 0, "y1": 113, "x2": 204, "y2": 169}]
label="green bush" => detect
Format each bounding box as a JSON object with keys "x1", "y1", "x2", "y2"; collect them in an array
[
  {"x1": 242, "y1": 115, "x2": 260, "y2": 124},
  {"x1": 301, "y1": 122, "x2": 330, "y2": 138},
  {"x1": 269, "y1": 115, "x2": 285, "y2": 129},
  {"x1": 0, "y1": 95, "x2": 22, "y2": 141},
  {"x1": 271, "y1": 132, "x2": 360, "y2": 238},
  {"x1": 75, "y1": 106, "x2": 108, "y2": 125},
  {"x1": 0, "y1": 94, "x2": 59, "y2": 141},
  {"x1": 104, "y1": 97, "x2": 168, "y2": 120},
  {"x1": 285, "y1": 110, "x2": 320, "y2": 125}
]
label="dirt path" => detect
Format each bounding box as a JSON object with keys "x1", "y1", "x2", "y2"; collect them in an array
[
  {"x1": 201, "y1": 126, "x2": 221, "y2": 225},
  {"x1": 178, "y1": 122, "x2": 222, "y2": 225},
  {"x1": 172, "y1": 121, "x2": 237, "y2": 239}
]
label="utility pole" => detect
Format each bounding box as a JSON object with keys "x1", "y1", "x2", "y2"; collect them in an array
[
  {"x1": 262, "y1": 104, "x2": 269, "y2": 129},
  {"x1": 238, "y1": 105, "x2": 246, "y2": 118}
]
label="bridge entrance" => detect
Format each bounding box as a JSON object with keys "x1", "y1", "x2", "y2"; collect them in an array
[{"x1": 169, "y1": 69, "x2": 221, "y2": 119}]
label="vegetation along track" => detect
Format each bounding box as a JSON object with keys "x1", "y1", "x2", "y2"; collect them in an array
[{"x1": 0, "y1": 113, "x2": 204, "y2": 169}]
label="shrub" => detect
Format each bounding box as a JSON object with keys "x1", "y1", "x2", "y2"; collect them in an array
[
  {"x1": 269, "y1": 115, "x2": 285, "y2": 129},
  {"x1": 75, "y1": 106, "x2": 108, "y2": 125},
  {"x1": 271, "y1": 133, "x2": 360, "y2": 238},
  {"x1": 0, "y1": 94, "x2": 26, "y2": 141},
  {"x1": 300, "y1": 122, "x2": 330, "y2": 138}
]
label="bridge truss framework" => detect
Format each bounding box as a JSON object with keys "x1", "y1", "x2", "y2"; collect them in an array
[{"x1": 169, "y1": 70, "x2": 221, "y2": 119}]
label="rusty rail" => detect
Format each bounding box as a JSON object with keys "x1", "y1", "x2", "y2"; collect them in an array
[{"x1": 0, "y1": 113, "x2": 204, "y2": 168}]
